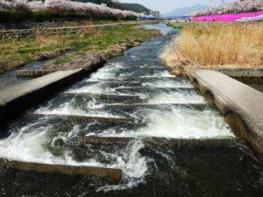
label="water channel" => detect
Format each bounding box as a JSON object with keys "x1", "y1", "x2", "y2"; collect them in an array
[{"x1": 0, "y1": 25, "x2": 262, "y2": 196}]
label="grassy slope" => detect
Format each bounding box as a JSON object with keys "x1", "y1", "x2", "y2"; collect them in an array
[{"x1": 0, "y1": 25, "x2": 158, "y2": 73}]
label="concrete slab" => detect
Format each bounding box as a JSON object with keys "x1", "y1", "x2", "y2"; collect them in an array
[
  {"x1": 30, "y1": 113, "x2": 135, "y2": 124},
  {"x1": 0, "y1": 69, "x2": 87, "y2": 125},
  {"x1": 0, "y1": 159, "x2": 122, "y2": 183},
  {"x1": 188, "y1": 70, "x2": 263, "y2": 159}
]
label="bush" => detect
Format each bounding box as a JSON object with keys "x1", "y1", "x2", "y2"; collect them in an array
[
  {"x1": 194, "y1": 0, "x2": 263, "y2": 16},
  {"x1": 0, "y1": 0, "x2": 140, "y2": 23}
]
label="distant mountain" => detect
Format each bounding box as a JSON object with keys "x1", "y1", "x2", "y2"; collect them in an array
[
  {"x1": 110, "y1": 3, "x2": 151, "y2": 14},
  {"x1": 163, "y1": 4, "x2": 207, "y2": 17}
]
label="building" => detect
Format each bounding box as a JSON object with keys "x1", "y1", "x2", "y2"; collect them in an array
[{"x1": 149, "y1": 10, "x2": 160, "y2": 18}]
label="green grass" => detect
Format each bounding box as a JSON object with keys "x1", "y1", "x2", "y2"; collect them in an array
[
  {"x1": 0, "y1": 25, "x2": 159, "y2": 73},
  {"x1": 53, "y1": 55, "x2": 74, "y2": 65}
]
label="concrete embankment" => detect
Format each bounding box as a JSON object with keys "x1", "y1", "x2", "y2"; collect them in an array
[
  {"x1": 188, "y1": 70, "x2": 263, "y2": 159},
  {"x1": 0, "y1": 66, "x2": 102, "y2": 126},
  {"x1": 217, "y1": 67, "x2": 263, "y2": 84}
]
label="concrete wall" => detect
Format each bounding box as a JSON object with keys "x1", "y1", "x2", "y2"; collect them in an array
[{"x1": 188, "y1": 70, "x2": 263, "y2": 160}]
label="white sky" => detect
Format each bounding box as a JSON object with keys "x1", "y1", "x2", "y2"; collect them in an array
[{"x1": 121, "y1": 0, "x2": 235, "y2": 14}]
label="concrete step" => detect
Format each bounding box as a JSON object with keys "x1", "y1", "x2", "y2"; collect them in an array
[
  {"x1": 80, "y1": 136, "x2": 134, "y2": 146},
  {"x1": 117, "y1": 67, "x2": 168, "y2": 72},
  {"x1": 94, "y1": 77, "x2": 178, "y2": 82},
  {"x1": 125, "y1": 65, "x2": 168, "y2": 69},
  {"x1": 28, "y1": 113, "x2": 135, "y2": 124},
  {"x1": 0, "y1": 158, "x2": 122, "y2": 183},
  {"x1": 115, "y1": 87, "x2": 195, "y2": 94},
  {"x1": 102, "y1": 103, "x2": 208, "y2": 111},
  {"x1": 79, "y1": 136, "x2": 239, "y2": 155},
  {"x1": 80, "y1": 136, "x2": 237, "y2": 149},
  {"x1": 3, "y1": 114, "x2": 140, "y2": 139},
  {"x1": 74, "y1": 80, "x2": 143, "y2": 89},
  {"x1": 78, "y1": 136, "x2": 136, "y2": 154},
  {"x1": 62, "y1": 92, "x2": 143, "y2": 103},
  {"x1": 76, "y1": 78, "x2": 192, "y2": 89}
]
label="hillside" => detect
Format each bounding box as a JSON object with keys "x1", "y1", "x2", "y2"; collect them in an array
[
  {"x1": 110, "y1": 2, "x2": 151, "y2": 14},
  {"x1": 163, "y1": 4, "x2": 207, "y2": 17}
]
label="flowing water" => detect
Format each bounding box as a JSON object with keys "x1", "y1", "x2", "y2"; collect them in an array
[{"x1": 0, "y1": 25, "x2": 262, "y2": 196}]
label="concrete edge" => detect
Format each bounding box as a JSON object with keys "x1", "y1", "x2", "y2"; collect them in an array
[
  {"x1": 188, "y1": 70, "x2": 263, "y2": 160},
  {"x1": 0, "y1": 159, "x2": 122, "y2": 183},
  {"x1": 216, "y1": 67, "x2": 263, "y2": 78},
  {"x1": 216, "y1": 67, "x2": 263, "y2": 83},
  {"x1": 16, "y1": 69, "x2": 56, "y2": 78},
  {"x1": 0, "y1": 62, "x2": 104, "y2": 127}
]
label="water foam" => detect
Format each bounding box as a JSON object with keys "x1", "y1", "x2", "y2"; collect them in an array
[
  {"x1": 87, "y1": 62, "x2": 123, "y2": 81},
  {"x1": 67, "y1": 82, "x2": 112, "y2": 94},
  {"x1": 143, "y1": 80, "x2": 193, "y2": 88},
  {"x1": 148, "y1": 91, "x2": 206, "y2": 104},
  {"x1": 136, "y1": 107, "x2": 233, "y2": 139},
  {"x1": 93, "y1": 106, "x2": 233, "y2": 139},
  {"x1": 97, "y1": 139, "x2": 148, "y2": 192},
  {"x1": 141, "y1": 70, "x2": 174, "y2": 78},
  {"x1": 35, "y1": 100, "x2": 120, "y2": 118},
  {"x1": 0, "y1": 120, "x2": 147, "y2": 179}
]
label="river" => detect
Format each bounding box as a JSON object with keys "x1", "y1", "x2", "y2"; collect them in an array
[{"x1": 0, "y1": 24, "x2": 262, "y2": 196}]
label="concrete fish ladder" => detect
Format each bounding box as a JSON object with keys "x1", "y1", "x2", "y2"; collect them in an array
[{"x1": 0, "y1": 26, "x2": 262, "y2": 195}]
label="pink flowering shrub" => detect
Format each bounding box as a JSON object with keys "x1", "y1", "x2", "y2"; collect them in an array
[
  {"x1": 192, "y1": 0, "x2": 263, "y2": 22},
  {"x1": 0, "y1": 0, "x2": 141, "y2": 19},
  {"x1": 194, "y1": 0, "x2": 263, "y2": 16}
]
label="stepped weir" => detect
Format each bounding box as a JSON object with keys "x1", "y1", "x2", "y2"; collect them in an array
[{"x1": 0, "y1": 25, "x2": 262, "y2": 196}]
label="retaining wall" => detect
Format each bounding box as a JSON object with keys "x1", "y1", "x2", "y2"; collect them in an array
[{"x1": 188, "y1": 70, "x2": 263, "y2": 159}]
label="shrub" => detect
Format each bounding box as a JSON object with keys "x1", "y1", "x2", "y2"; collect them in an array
[{"x1": 0, "y1": 0, "x2": 141, "y2": 22}]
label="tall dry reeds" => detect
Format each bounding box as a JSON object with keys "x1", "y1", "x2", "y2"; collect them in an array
[{"x1": 161, "y1": 23, "x2": 263, "y2": 68}]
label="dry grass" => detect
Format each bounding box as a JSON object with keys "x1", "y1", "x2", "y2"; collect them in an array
[{"x1": 161, "y1": 23, "x2": 263, "y2": 70}]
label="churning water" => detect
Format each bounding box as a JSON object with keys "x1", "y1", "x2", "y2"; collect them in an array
[{"x1": 0, "y1": 25, "x2": 262, "y2": 196}]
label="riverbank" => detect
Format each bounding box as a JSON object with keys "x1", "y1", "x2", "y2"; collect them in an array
[{"x1": 0, "y1": 23, "x2": 160, "y2": 75}]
